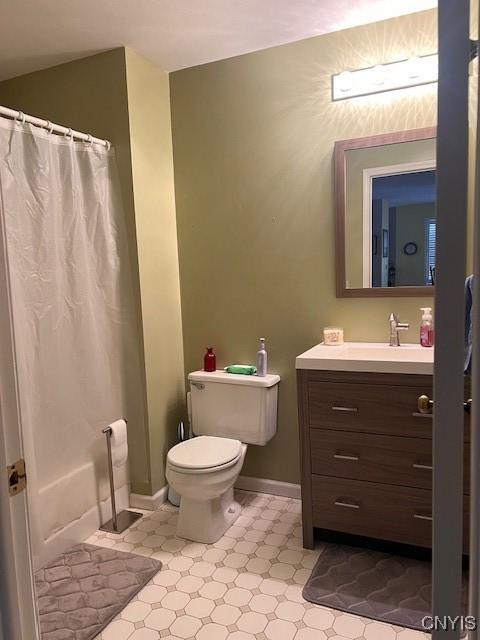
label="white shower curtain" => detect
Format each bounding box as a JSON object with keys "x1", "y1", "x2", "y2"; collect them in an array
[{"x1": 0, "y1": 118, "x2": 144, "y2": 567}]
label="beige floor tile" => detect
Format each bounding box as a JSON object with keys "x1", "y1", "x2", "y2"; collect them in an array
[
  {"x1": 190, "y1": 560, "x2": 216, "y2": 577},
  {"x1": 259, "y1": 577, "x2": 287, "y2": 596},
  {"x1": 237, "y1": 610, "x2": 268, "y2": 633},
  {"x1": 121, "y1": 601, "x2": 151, "y2": 623},
  {"x1": 364, "y1": 621, "x2": 397, "y2": 640},
  {"x1": 199, "y1": 580, "x2": 228, "y2": 600},
  {"x1": 196, "y1": 622, "x2": 228, "y2": 640},
  {"x1": 144, "y1": 607, "x2": 175, "y2": 631},
  {"x1": 185, "y1": 596, "x2": 215, "y2": 618},
  {"x1": 162, "y1": 590, "x2": 190, "y2": 611},
  {"x1": 294, "y1": 627, "x2": 328, "y2": 640},
  {"x1": 101, "y1": 619, "x2": 134, "y2": 640},
  {"x1": 211, "y1": 603, "x2": 242, "y2": 625},
  {"x1": 128, "y1": 629, "x2": 160, "y2": 640},
  {"x1": 138, "y1": 584, "x2": 168, "y2": 604},
  {"x1": 265, "y1": 618, "x2": 297, "y2": 640},
  {"x1": 333, "y1": 613, "x2": 366, "y2": 638},
  {"x1": 275, "y1": 600, "x2": 305, "y2": 622},
  {"x1": 249, "y1": 593, "x2": 278, "y2": 614},
  {"x1": 170, "y1": 614, "x2": 202, "y2": 638},
  {"x1": 224, "y1": 587, "x2": 253, "y2": 607}
]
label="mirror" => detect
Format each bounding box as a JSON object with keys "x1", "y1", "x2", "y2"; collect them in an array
[{"x1": 335, "y1": 127, "x2": 436, "y2": 297}]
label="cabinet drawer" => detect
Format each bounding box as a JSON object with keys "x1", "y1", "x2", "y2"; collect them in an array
[
  {"x1": 310, "y1": 429, "x2": 433, "y2": 489},
  {"x1": 312, "y1": 475, "x2": 433, "y2": 547},
  {"x1": 307, "y1": 380, "x2": 432, "y2": 438},
  {"x1": 312, "y1": 475, "x2": 470, "y2": 549},
  {"x1": 306, "y1": 376, "x2": 471, "y2": 440},
  {"x1": 311, "y1": 429, "x2": 471, "y2": 493}
]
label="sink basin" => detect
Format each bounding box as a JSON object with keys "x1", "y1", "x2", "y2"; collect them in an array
[{"x1": 295, "y1": 342, "x2": 434, "y2": 375}]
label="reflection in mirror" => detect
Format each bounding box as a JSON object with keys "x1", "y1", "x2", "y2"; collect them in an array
[
  {"x1": 337, "y1": 128, "x2": 437, "y2": 297},
  {"x1": 369, "y1": 168, "x2": 436, "y2": 288}
]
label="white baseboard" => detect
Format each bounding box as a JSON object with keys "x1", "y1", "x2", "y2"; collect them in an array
[
  {"x1": 236, "y1": 475, "x2": 301, "y2": 499},
  {"x1": 130, "y1": 478, "x2": 300, "y2": 509},
  {"x1": 130, "y1": 485, "x2": 169, "y2": 511}
]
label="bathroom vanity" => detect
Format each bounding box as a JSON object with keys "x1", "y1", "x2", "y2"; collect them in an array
[{"x1": 296, "y1": 343, "x2": 470, "y2": 550}]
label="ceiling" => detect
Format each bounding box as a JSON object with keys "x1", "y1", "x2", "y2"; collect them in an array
[{"x1": 0, "y1": 0, "x2": 437, "y2": 82}]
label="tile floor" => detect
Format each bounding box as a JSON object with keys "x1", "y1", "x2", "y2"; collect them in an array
[{"x1": 85, "y1": 490, "x2": 429, "y2": 640}]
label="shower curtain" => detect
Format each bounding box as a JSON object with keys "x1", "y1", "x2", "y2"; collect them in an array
[{"x1": 0, "y1": 118, "x2": 144, "y2": 567}]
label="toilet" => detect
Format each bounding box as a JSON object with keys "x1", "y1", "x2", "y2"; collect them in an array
[{"x1": 166, "y1": 370, "x2": 280, "y2": 543}]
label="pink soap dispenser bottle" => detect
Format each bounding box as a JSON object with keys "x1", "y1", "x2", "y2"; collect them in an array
[{"x1": 420, "y1": 307, "x2": 434, "y2": 347}]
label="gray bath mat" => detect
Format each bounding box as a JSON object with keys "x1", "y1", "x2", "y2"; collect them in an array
[
  {"x1": 303, "y1": 543, "x2": 467, "y2": 632},
  {"x1": 35, "y1": 543, "x2": 161, "y2": 640}
]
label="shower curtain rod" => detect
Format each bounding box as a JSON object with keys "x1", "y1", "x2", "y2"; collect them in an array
[{"x1": 0, "y1": 105, "x2": 110, "y2": 148}]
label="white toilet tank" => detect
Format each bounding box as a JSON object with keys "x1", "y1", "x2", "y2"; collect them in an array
[{"x1": 188, "y1": 370, "x2": 280, "y2": 445}]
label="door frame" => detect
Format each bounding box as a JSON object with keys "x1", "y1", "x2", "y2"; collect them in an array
[
  {"x1": 433, "y1": 1, "x2": 471, "y2": 638},
  {"x1": 0, "y1": 188, "x2": 38, "y2": 639}
]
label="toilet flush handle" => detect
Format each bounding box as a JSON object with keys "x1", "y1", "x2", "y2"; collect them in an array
[{"x1": 191, "y1": 382, "x2": 205, "y2": 390}]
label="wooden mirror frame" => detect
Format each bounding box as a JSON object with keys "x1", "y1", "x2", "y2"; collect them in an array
[{"x1": 335, "y1": 126, "x2": 437, "y2": 298}]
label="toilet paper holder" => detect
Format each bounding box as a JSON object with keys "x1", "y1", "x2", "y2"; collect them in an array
[{"x1": 100, "y1": 420, "x2": 143, "y2": 534}]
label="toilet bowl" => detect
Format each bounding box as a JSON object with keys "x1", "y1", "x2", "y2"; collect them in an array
[{"x1": 166, "y1": 435, "x2": 247, "y2": 543}]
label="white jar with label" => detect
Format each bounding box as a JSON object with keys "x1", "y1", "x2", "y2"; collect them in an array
[{"x1": 323, "y1": 327, "x2": 344, "y2": 346}]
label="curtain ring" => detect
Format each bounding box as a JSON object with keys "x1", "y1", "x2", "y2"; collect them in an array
[
  {"x1": 64, "y1": 128, "x2": 74, "y2": 142},
  {"x1": 86, "y1": 134, "x2": 93, "y2": 147},
  {"x1": 45, "y1": 120, "x2": 54, "y2": 135},
  {"x1": 15, "y1": 111, "x2": 26, "y2": 124},
  {"x1": 105, "y1": 140, "x2": 111, "y2": 151}
]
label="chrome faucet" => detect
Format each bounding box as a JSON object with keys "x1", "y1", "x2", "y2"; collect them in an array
[{"x1": 389, "y1": 313, "x2": 409, "y2": 347}]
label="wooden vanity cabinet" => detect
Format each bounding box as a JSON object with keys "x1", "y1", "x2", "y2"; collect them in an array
[{"x1": 297, "y1": 369, "x2": 471, "y2": 550}]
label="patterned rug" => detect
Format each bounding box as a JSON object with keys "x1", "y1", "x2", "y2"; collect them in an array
[
  {"x1": 303, "y1": 543, "x2": 468, "y2": 632},
  {"x1": 35, "y1": 543, "x2": 161, "y2": 640}
]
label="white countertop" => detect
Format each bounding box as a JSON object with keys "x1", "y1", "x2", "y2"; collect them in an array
[{"x1": 295, "y1": 342, "x2": 434, "y2": 375}]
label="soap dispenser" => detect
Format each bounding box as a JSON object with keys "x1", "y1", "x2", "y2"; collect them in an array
[
  {"x1": 256, "y1": 338, "x2": 267, "y2": 377},
  {"x1": 420, "y1": 308, "x2": 434, "y2": 347}
]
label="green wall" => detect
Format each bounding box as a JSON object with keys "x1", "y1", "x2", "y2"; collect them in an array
[
  {"x1": 170, "y1": 10, "x2": 437, "y2": 484},
  {"x1": 125, "y1": 49, "x2": 185, "y2": 493}
]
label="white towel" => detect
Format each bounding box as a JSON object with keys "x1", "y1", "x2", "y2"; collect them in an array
[{"x1": 109, "y1": 419, "x2": 128, "y2": 467}]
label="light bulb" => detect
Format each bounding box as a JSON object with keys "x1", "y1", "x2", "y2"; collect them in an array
[
  {"x1": 405, "y1": 56, "x2": 421, "y2": 79},
  {"x1": 371, "y1": 64, "x2": 385, "y2": 86},
  {"x1": 337, "y1": 71, "x2": 353, "y2": 92}
]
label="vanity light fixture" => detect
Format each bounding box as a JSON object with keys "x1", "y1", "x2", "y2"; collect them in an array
[{"x1": 332, "y1": 53, "x2": 438, "y2": 101}]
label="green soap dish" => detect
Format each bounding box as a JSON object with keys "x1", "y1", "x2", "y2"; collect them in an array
[{"x1": 224, "y1": 364, "x2": 257, "y2": 375}]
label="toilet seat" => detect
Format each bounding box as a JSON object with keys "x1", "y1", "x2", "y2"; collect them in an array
[{"x1": 167, "y1": 436, "x2": 243, "y2": 474}]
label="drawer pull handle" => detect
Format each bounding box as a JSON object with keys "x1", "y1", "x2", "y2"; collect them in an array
[
  {"x1": 412, "y1": 412, "x2": 433, "y2": 419},
  {"x1": 412, "y1": 463, "x2": 433, "y2": 470},
  {"x1": 334, "y1": 500, "x2": 360, "y2": 509},
  {"x1": 333, "y1": 454, "x2": 359, "y2": 461},
  {"x1": 413, "y1": 513, "x2": 433, "y2": 521},
  {"x1": 417, "y1": 394, "x2": 434, "y2": 414},
  {"x1": 331, "y1": 406, "x2": 358, "y2": 413}
]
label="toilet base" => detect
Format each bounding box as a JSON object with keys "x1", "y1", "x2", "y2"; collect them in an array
[{"x1": 176, "y1": 487, "x2": 241, "y2": 544}]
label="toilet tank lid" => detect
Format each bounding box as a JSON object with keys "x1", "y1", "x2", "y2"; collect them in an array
[{"x1": 189, "y1": 370, "x2": 280, "y2": 388}]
